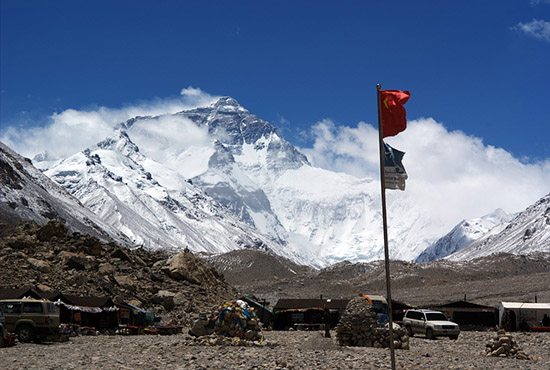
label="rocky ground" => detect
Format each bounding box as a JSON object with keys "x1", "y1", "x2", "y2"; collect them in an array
[
  {"x1": 0, "y1": 220, "x2": 238, "y2": 320},
  {"x1": 1, "y1": 330, "x2": 549, "y2": 370}
]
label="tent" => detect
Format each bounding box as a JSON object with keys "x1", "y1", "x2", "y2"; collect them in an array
[
  {"x1": 499, "y1": 302, "x2": 550, "y2": 331},
  {"x1": 0, "y1": 288, "x2": 41, "y2": 300},
  {"x1": 38, "y1": 292, "x2": 119, "y2": 330},
  {"x1": 273, "y1": 298, "x2": 349, "y2": 330},
  {"x1": 428, "y1": 300, "x2": 498, "y2": 328}
]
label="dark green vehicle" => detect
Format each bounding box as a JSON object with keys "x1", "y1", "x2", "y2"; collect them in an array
[
  {"x1": 0, "y1": 304, "x2": 6, "y2": 347},
  {"x1": 0, "y1": 299, "x2": 60, "y2": 343}
]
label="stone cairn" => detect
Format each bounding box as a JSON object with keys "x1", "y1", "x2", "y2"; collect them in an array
[
  {"x1": 336, "y1": 297, "x2": 409, "y2": 350},
  {"x1": 189, "y1": 300, "x2": 263, "y2": 343},
  {"x1": 484, "y1": 329, "x2": 531, "y2": 360}
]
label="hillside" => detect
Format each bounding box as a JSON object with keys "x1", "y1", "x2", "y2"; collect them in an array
[
  {"x1": 206, "y1": 249, "x2": 550, "y2": 308},
  {"x1": 0, "y1": 220, "x2": 238, "y2": 320}
]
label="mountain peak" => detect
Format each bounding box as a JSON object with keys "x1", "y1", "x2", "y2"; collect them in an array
[
  {"x1": 96, "y1": 130, "x2": 140, "y2": 157},
  {"x1": 211, "y1": 97, "x2": 248, "y2": 113},
  {"x1": 214, "y1": 96, "x2": 240, "y2": 106}
]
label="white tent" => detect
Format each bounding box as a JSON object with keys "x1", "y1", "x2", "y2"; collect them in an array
[{"x1": 499, "y1": 302, "x2": 550, "y2": 330}]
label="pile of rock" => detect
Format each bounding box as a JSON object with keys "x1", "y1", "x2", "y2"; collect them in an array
[
  {"x1": 190, "y1": 300, "x2": 263, "y2": 342},
  {"x1": 0, "y1": 220, "x2": 239, "y2": 322},
  {"x1": 485, "y1": 329, "x2": 531, "y2": 360},
  {"x1": 336, "y1": 297, "x2": 409, "y2": 350}
]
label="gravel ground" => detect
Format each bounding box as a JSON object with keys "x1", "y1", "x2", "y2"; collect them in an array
[{"x1": 1, "y1": 330, "x2": 548, "y2": 370}]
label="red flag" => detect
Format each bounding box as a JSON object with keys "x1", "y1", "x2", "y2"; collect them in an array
[{"x1": 379, "y1": 90, "x2": 410, "y2": 138}]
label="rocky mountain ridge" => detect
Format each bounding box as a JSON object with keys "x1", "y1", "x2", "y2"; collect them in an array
[
  {"x1": 415, "y1": 209, "x2": 514, "y2": 263},
  {"x1": 447, "y1": 193, "x2": 550, "y2": 261},
  {"x1": 0, "y1": 142, "x2": 129, "y2": 245}
]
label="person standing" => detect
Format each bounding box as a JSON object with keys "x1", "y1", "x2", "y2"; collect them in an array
[{"x1": 323, "y1": 309, "x2": 331, "y2": 338}]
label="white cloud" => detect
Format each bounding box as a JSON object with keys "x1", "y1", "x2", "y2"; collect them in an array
[
  {"x1": 1, "y1": 88, "x2": 219, "y2": 160},
  {"x1": 512, "y1": 19, "x2": 550, "y2": 42},
  {"x1": 127, "y1": 114, "x2": 212, "y2": 165},
  {"x1": 300, "y1": 118, "x2": 550, "y2": 227},
  {"x1": 180, "y1": 86, "x2": 204, "y2": 97},
  {"x1": 300, "y1": 119, "x2": 380, "y2": 178}
]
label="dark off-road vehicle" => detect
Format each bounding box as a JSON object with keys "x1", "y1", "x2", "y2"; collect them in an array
[
  {"x1": 0, "y1": 304, "x2": 6, "y2": 347},
  {"x1": 0, "y1": 299, "x2": 60, "y2": 343}
]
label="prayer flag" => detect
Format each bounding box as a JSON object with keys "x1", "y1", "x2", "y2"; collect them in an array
[{"x1": 383, "y1": 142, "x2": 407, "y2": 191}]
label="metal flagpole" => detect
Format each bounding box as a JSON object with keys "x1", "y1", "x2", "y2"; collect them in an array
[{"x1": 376, "y1": 83, "x2": 396, "y2": 370}]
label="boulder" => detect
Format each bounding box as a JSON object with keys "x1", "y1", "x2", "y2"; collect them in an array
[
  {"x1": 98, "y1": 263, "x2": 116, "y2": 275},
  {"x1": 162, "y1": 250, "x2": 221, "y2": 285},
  {"x1": 27, "y1": 257, "x2": 52, "y2": 272},
  {"x1": 173, "y1": 292, "x2": 187, "y2": 307},
  {"x1": 114, "y1": 274, "x2": 137, "y2": 291},
  {"x1": 189, "y1": 317, "x2": 214, "y2": 337},
  {"x1": 111, "y1": 248, "x2": 131, "y2": 262},
  {"x1": 36, "y1": 220, "x2": 67, "y2": 241},
  {"x1": 83, "y1": 238, "x2": 103, "y2": 256},
  {"x1": 151, "y1": 290, "x2": 176, "y2": 310}
]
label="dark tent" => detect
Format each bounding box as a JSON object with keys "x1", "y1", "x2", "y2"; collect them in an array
[
  {"x1": 0, "y1": 288, "x2": 41, "y2": 300},
  {"x1": 391, "y1": 299, "x2": 415, "y2": 323},
  {"x1": 38, "y1": 292, "x2": 119, "y2": 330},
  {"x1": 428, "y1": 300, "x2": 498, "y2": 328},
  {"x1": 273, "y1": 298, "x2": 349, "y2": 330}
]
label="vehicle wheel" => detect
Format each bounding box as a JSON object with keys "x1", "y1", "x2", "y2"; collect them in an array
[
  {"x1": 426, "y1": 328, "x2": 435, "y2": 340},
  {"x1": 16, "y1": 325, "x2": 35, "y2": 343},
  {"x1": 406, "y1": 325, "x2": 414, "y2": 337},
  {"x1": 449, "y1": 335, "x2": 459, "y2": 340}
]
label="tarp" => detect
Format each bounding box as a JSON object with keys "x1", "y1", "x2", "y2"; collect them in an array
[
  {"x1": 123, "y1": 302, "x2": 147, "y2": 314},
  {"x1": 500, "y1": 302, "x2": 550, "y2": 310},
  {"x1": 54, "y1": 299, "x2": 119, "y2": 313}
]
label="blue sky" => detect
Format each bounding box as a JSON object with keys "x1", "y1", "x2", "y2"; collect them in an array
[
  {"x1": 2, "y1": 0, "x2": 549, "y2": 158},
  {"x1": 1, "y1": 0, "x2": 550, "y2": 220}
]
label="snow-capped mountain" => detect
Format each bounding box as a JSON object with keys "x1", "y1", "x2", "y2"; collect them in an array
[
  {"x1": 415, "y1": 209, "x2": 514, "y2": 263},
  {"x1": 120, "y1": 97, "x2": 442, "y2": 265},
  {"x1": 35, "y1": 97, "x2": 448, "y2": 267},
  {"x1": 42, "y1": 130, "x2": 291, "y2": 259},
  {"x1": 0, "y1": 141, "x2": 128, "y2": 244},
  {"x1": 446, "y1": 193, "x2": 550, "y2": 261}
]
